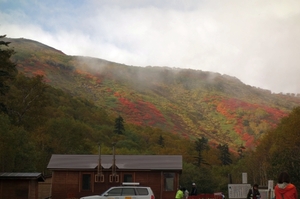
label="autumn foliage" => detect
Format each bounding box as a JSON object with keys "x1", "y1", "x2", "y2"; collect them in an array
[{"x1": 5, "y1": 37, "x2": 300, "y2": 150}]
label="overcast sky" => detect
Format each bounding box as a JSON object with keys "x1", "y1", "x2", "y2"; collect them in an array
[{"x1": 1, "y1": 0, "x2": 300, "y2": 94}]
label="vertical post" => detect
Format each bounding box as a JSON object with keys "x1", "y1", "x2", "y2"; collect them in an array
[
  {"x1": 228, "y1": 174, "x2": 232, "y2": 184},
  {"x1": 98, "y1": 144, "x2": 101, "y2": 175},
  {"x1": 112, "y1": 143, "x2": 116, "y2": 176},
  {"x1": 268, "y1": 180, "x2": 274, "y2": 199}
]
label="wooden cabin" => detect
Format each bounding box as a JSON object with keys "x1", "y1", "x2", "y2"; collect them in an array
[
  {"x1": 0, "y1": 172, "x2": 45, "y2": 199},
  {"x1": 47, "y1": 154, "x2": 182, "y2": 199}
]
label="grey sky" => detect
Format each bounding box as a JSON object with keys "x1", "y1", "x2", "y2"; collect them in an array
[{"x1": 1, "y1": 0, "x2": 300, "y2": 94}]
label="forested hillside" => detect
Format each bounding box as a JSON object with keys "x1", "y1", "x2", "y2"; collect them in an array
[
  {"x1": 5, "y1": 37, "x2": 300, "y2": 150},
  {"x1": 0, "y1": 36, "x2": 188, "y2": 172},
  {"x1": 2, "y1": 36, "x2": 300, "y2": 194}
]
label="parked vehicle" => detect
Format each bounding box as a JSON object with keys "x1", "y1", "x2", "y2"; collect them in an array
[{"x1": 80, "y1": 183, "x2": 155, "y2": 199}]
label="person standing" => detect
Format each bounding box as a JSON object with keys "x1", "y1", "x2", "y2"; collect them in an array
[
  {"x1": 184, "y1": 188, "x2": 189, "y2": 199},
  {"x1": 247, "y1": 184, "x2": 261, "y2": 199},
  {"x1": 176, "y1": 187, "x2": 184, "y2": 199},
  {"x1": 222, "y1": 192, "x2": 225, "y2": 199},
  {"x1": 190, "y1": 183, "x2": 198, "y2": 196},
  {"x1": 274, "y1": 171, "x2": 298, "y2": 199}
]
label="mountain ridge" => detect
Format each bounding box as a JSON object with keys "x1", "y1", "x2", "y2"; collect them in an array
[{"x1": 5, "y1": 37, "x2": 300, "y2": 149}]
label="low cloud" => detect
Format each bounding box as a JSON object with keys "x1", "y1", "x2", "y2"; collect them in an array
[{"x1": 1, "y1": 0, "x2": 300, "y2": 93}]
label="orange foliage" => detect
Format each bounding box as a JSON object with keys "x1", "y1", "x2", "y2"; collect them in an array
[
  {"x1": 217, "y1": 98, "x2": 288, "y2": 147},
  {"x1": 33, "y1": 70, "x2": 46, "y2": 76},
  {"x1": 75, "y1": 69, "x2": 86, "y2": 75}
]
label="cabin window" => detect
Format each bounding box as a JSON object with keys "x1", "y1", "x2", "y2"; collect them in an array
[
  {"x1": 109, "y1": 174, "x2": 119, "y2": 183},
  {"x1": 164, "y1": 173, "x2": 175, "y2": 191},
  {"x1": 82, "y1": 174, "x2": 91, "y2": 190},
  {"x1": 95, "y1": 174, "x2": 104, "y2": 183},
  {"x1": 123, "y1": 174, "x2": 133, "y2": 182}
]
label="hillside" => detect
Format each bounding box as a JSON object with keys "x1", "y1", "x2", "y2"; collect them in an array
[{"x1": 5, "y1": 37, "x2": 300, "y2": 149}]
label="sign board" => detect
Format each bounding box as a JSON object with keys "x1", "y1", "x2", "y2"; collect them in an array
[
  {"x1": 268, "y1": 180, "x2": 274, "y2": 190},
  {"x1": 242, "y1": 173, "x2": 247, "y2": 184},
  {"x1": 228, "y1": 184, "x2": 251, "y2": 199}
]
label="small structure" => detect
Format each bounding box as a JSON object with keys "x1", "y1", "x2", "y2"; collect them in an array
[
  {"x1": 47, "y1": 154, "x2": 182, "y2": 199},
  {"x1": 0, "y1": 172, "x2": 45, "y2": 199},
  {"x1": 38, "y1": 176, "x2": 52, "y2": 199}
]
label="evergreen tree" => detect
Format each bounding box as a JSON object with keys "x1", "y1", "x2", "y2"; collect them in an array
[
  {"x1": 0, "y1": 35, "x2": 18, "y2": 113},
  {"x1": 194, "y1": 137, "x2": 209, "y2": 166},
  {"x1": 158, "y1": 135, "x2": 165, "y2": 147},
  {"x1": 114, "y1": 115, "x2": 125, "y2": 134},
  {"x1": 217, "y1": 143, "x2": 232, "y2": 165}
]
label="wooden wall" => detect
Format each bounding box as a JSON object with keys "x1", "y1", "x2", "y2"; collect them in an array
[
  {"x1": 50, "y1": 170, "x2": 180, "y2": 199},
  {"x1": 0, "y1": 179, "x2": 38, "y2": 199}
]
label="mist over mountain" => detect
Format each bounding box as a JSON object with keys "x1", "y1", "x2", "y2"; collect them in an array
[{"x1": 5, "y1": 37, "x2": 300, "y2": 150}]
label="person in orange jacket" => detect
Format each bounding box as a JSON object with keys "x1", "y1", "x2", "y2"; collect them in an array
[{"x1": 274, "y1": 171, "x2": 298, "y2": 199}]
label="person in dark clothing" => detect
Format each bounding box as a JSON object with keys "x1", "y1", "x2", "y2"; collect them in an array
[
  {"x1": 190, "y1": 183, "x2": 197, "y2": 196},
  {"x1": 247, "y1": 184, "x2": 261, "y2": 199}
]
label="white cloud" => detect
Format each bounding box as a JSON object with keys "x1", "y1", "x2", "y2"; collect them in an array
[{"x1": 1, "y1": 0, "x2": 300, "y2": 94}]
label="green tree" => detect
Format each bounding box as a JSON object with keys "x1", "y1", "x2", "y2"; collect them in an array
[
  {"x1": 0, "y1": 113, "x2": 37, "y2": 172},
  {"x1": 114, "y1": 115, "x2": 125, "y2": 134},
  {"x1": 251, "y1": 107, "x2": 300, "y2": 188},
  {"x1": 5, "y1": 74, "x2": 48, "y2": 126},
  {"x1": 158, "y1": 135, "x2": 165, "y2": 147},
  {"x1": 180, "y1": 162, "x2": 215, "y2": 194},
  {"x1": 44, "y1": 117, "x2": 94, "y2": 154},
  {"x1": 194, "y1": 137, "x2": 209, "y2": 166},
  {"x1": 0, "y1": 35, "x2": 18, "y2": 113},
  {"x1": 217, "y1": 143, "x2": 232, "y2": 165}
]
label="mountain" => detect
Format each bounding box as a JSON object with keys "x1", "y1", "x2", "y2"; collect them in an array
[{"x1": 5, "y1": 37, "x2": 300, "y2": 149}]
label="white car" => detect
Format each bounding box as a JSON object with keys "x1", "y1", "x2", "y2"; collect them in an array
[{"x1": 80, "y1": 184, "x2": 155, "y2": 199}]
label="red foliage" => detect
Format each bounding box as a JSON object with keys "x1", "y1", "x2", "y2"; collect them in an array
[
  {"x1": 96, "y1": 79, "x2": 102, "y2": 84},
  {"x1": 216, "y1": 98, "x2": 288, "y2": 147},
  {"x1": 75, "y1": 69, "x2": 100, "y2": 81},
  {"x1": 115, "y1": 94, "x2": 167, "y2": 127},
  {"x1": 33, "y1": 70, "x2": 45, "y2": 76},
  {"x1": 242, "y1": 133, "x2": 254, "y2": 147}
]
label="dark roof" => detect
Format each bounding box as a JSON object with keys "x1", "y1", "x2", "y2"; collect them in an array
[
  {"x1": 47, "y1": 154, "x2": 182, "y2": 170},
  {"x1": 0, "y1": 172, "x2": 45, "y2": 181}
]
